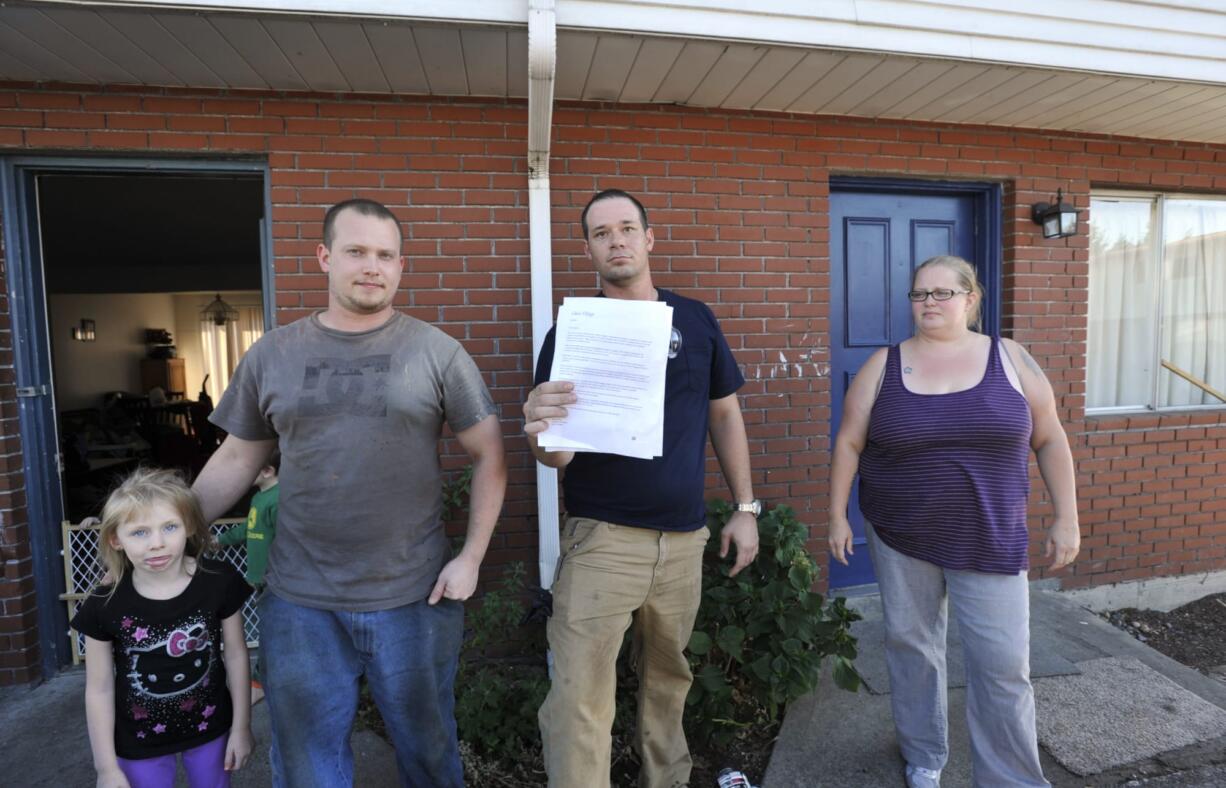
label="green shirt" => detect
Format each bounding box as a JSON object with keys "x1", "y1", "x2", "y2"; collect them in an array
[{"x1": 218, "y1": 483, "x2": 278, "y2": 586}]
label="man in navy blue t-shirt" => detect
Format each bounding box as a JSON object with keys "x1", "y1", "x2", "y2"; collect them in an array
[{"x1": 524, "y1": 189, "x2": 760, "y2": 788}]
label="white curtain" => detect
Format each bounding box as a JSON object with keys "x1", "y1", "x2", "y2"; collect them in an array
[
  {"x1": 200, "y1": 305, "x2": 264, "y2": 403},
  {"x1": 1087, "y1": 198, "x2": 1157, "y2": 409},
  {"x1": 1161, "y1": 200, "x2": 1226, "y2": 407}
]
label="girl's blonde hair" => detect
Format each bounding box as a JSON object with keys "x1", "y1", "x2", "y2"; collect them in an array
[
  {"x1": 912, "y1": 255, "x2": 984, "y2": 331},
  {"x1": 96, "y1": 467, "x2": 211, "y2": 594}
]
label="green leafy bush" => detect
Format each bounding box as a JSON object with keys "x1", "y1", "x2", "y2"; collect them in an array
[
  {"x1": 456, "y1": 662, "x2": 549, "y2": 762},
  {"x1": 685, "y1": 500, "x2": 862, "y2": 746},
  {"x1": 441, "y1": 467, "x2": 551, "y2": 766},
  {"x1": 455, "y1": 563, "x2": 550, "y2": 762}
]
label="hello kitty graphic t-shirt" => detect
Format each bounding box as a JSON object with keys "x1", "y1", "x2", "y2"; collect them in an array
[{"x1": 71, "y1": 558, "x2": 252, "y2": 759}]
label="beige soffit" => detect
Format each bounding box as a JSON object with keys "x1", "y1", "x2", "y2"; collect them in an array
[{"x1": 4, "y1": 1, "x2": 1226, "y2": 142}]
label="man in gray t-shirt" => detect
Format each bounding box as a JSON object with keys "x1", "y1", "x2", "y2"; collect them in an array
[{"x1": 194, "y1": 198, "x2": 506, "y2": 788}]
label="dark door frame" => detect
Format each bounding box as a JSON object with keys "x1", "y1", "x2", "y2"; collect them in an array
[
  {"x1": 827, "y1": 176, "x2": 1003, "y2": 591},
  {"x1": 0, "y1": 155, "x2": 273, "y2": 678}
]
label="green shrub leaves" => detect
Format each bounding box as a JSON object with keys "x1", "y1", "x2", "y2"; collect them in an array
[{"x1": 684, "y1": 501, "x2": 862, "y2": 746}]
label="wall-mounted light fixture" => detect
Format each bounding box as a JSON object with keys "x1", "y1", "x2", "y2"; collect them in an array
[
  {"x1": 71, "y1": 319, "x2": 96, "y2": 342},
  {"x1": 1031, "y1": 188, "x2": 1078, "y2": 239}
]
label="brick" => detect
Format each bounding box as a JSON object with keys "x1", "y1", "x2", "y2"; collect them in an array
[
  {"x1": 25, "y1": 129, "x2": 87, "y2": 147},
  {"x1": 202, "y1": 98, "x2": 261, "y2": 114},
  {"x1": 86, "y1": 130, "x2": 148, "y2": 149},
  {"x1": 18, "y1": 93, "x2": 79, "y2": 109},
  {"x1": 287, "y1": 118, "x2": 342, "y2": 135},
  {"x1": 264, "y1": 100, "x2": 318, "y2": 117},
  {"x1": 42, "y1": 111, "x2": 102, "y2": 128},
  {"x1": 0, "y1": 86, "x2": 1221, "y2": 631},
  {"x1": 204, "y1": 133, "x2": 260, "y2": 151},
  {"x1": 168, "y1": 115, "x2": 226, "y2": 132},
  {"x1": 83, "y1": 95, "x2": 142, "y2": 111},
  {"x1": 140, "y1": 97, "x2": 202, "y2": 113},
  {"x1": 147, "y1": 132, "x2": 209, "y2": 149},
  {"x1": 107, "y1": 113, "x2": 166, "y2": 130},
  {"x1": 229, "y1": 117, "x2": 284, "y2": 133}
]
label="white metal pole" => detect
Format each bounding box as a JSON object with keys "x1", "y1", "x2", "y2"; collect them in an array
[{"x1": 528, "y1": 0, "x2": 560, "y2": 590}]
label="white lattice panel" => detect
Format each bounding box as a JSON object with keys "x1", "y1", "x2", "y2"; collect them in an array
[{"x1": 63, "y1": 519, "x2": 261, "y2": 663}]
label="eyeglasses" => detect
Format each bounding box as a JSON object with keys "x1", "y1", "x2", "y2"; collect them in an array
[{"x1": 907, "y1": 288, "x2": 970, "y2": 302}]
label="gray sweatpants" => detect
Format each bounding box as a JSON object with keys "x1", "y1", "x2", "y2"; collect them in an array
[{"x1": 866, "y1": 525, "x2": 1049, "y2": 787}]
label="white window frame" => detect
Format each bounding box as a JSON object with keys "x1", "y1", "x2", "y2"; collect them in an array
[{"x1": 1088, "y1": 189, "x2": 1226, "y2": 415}]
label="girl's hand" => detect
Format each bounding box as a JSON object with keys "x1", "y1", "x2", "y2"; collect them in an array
[
  {"x1": 96, "y1": 767, "x2": 131, "y2": 788},
  {"x1": 224, "y1": 726, "x2": 253, "y2": 771}
]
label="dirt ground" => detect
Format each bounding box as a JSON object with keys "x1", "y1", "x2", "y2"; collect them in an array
[
  {"x1": 687, "y1": 726, "x2": 775, "y2": 788},
  {"x1": 360, "y1": 687, "x2": 777, "y2": 787},
  {"x1": 1103, "y1": 592, "x2": 1226, "y2": 678}
]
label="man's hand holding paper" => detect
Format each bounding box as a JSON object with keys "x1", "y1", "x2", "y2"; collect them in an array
[{"x1": 536, "y1": 297, "x2": 673, "y2": 460}]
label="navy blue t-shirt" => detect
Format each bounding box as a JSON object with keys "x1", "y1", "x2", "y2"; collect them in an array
[{"x1": 534, "y1": 288, "x2": 744, "y2": 531}]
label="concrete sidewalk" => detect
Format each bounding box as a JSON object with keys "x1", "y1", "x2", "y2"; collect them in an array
[
  {"x1": 5, "y1": 588, "x2": 1226, "y2": 787},
  {"x1": 764, "y1": 589, "x2": 1226, "y2": 787},
  {"x1": 0, "y1": 664, "x2": 400, "y2": 787}
]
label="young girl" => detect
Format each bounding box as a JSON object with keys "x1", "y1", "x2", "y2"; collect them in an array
[{"x1": 71, "y1": 468, "x2": 254, "y2": 788}]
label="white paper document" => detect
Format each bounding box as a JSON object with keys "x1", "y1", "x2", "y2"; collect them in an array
[{"x1": 539, "y1": 297, "x2": 674, "y2": 460}]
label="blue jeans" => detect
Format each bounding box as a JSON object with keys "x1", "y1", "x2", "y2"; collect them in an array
[{"x1": 258, "y1": 591, "x2": 465, "y2": 788}]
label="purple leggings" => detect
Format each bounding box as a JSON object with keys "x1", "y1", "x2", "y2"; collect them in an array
[{"x1": 116, "y1": 733, "x2": 230, "y2": 788}]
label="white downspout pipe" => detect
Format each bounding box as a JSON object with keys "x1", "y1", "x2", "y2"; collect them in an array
[{"x1": 528, "y1": 0, "x2": 560, "y2": 590}]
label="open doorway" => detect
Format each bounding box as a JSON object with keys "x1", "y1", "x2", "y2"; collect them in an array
[
  {"x1": 0, "y1": 158, "x2": 270, "y2": 674},
  {"x1": 40, "y1": 173, "x2": 266, "y2": 521}
]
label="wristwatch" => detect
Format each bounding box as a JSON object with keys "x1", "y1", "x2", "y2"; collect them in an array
[{"x1": 734, "y1": 499, "x2": 762, "y2": 517}]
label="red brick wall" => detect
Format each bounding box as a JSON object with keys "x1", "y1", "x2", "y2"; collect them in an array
[{"x1": 1, "y1": 83, "x2": 1225, "y2": 682}]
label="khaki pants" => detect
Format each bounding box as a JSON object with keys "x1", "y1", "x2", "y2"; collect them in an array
[{"x1": 539, "y1": 517, "x2": 709, "y2": 788}]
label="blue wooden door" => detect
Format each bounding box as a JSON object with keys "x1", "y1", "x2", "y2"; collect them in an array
[{"x1": 828, "y1": 188, "x2": 979, "y2": 589}]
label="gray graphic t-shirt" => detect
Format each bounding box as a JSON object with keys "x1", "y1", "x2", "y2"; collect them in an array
[{"x1": 210, "y1": 312, "x2": 496, "y2": 611}]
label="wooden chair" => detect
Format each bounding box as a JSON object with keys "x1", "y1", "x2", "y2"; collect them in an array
[{"x1": 187, "y1": 401, "x2": 221, "y2": 452}]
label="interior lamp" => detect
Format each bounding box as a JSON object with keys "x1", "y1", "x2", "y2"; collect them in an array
[{"x1": 201, "y1": 294, "x2": 239, "y2": 327}]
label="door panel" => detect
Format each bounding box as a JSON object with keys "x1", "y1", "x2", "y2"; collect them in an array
[
  {"x1": 845, "y1": 219, "x2": 890, "y2": 346},
  {"x1": 828, "y1": 189, "x2": 979, "y2": 589}
]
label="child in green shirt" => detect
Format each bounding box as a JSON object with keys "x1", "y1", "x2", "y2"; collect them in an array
[{"x1": 218, "y1": 449, "x2": 279, "y2": 703}]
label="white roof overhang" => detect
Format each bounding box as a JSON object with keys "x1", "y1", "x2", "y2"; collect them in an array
[{"x1": 5, "y1": 0, "x2": 1226, "y2": 143}]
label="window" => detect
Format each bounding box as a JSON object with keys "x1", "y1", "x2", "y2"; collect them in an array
[
  {"x1": 200, "y1": 304, "x2": 265, "y2": 404},
  {"x1": 1088, "y1": 193, "x2": 1226, "y2": 411}
]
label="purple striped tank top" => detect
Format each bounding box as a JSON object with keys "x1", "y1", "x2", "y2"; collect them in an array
[{"x1": 858, "y1": 338, "x2": 1033, "y2": 574}]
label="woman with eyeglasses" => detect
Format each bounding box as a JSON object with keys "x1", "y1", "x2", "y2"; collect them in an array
[{"x1": 828, "y1": 255, "x2": 1079, "y2": 788}]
